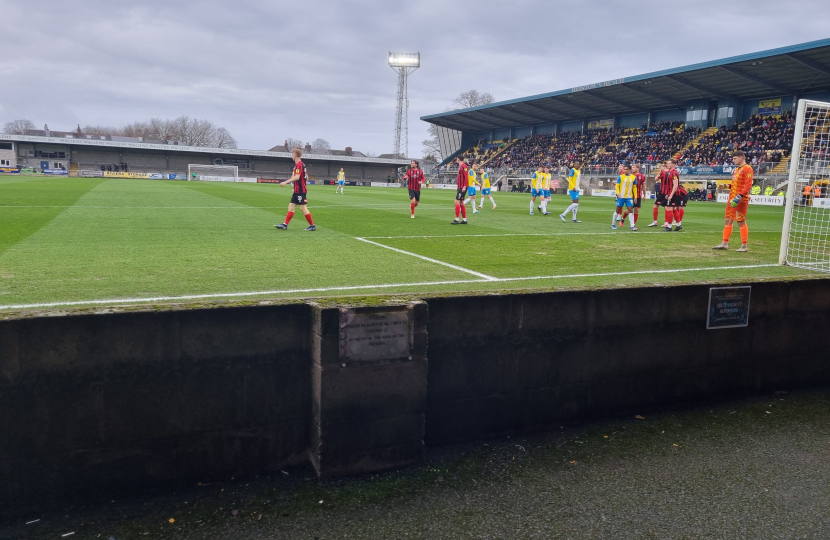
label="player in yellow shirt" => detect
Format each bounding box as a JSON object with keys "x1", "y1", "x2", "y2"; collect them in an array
[
  {"x1": 477, "y1": 167, "x2": 497, "y2": 210},
  {"x1": 612, "y1": 164, "x2": 638, "y2": 231},
  {"x1": 463, "y1": 166, "x2": 481, "y2": 213},
  {"x1": 536, "y1": 166, "x2": 552, "y2": 215},
  {"x1": 529, "y1": 166, "x2": 544, "y2": 215},
  {"x1": 559, "y1": 162, "x2": 582, "y2": 222},
  {"x1": 335, "y1": 168, "x2": 345, "y2": 194}
]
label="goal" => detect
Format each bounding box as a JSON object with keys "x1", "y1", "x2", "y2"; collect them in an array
[
  {"x1": 187, "y1": 164, "x2": 238, "y2": 182},
  {"x1": 779, "y1": 99, "x2": 830, "y2": 273}
]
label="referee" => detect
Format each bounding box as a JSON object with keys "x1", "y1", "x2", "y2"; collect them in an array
[{"x1": 403, "y1": 160, "x2": 424, "y2": 218}]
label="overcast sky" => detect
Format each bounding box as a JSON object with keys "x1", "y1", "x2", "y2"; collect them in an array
[{"x1": 1, "y1": 0, "x2": 827, "y2": 155}]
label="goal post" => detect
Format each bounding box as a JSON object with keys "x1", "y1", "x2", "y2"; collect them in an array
[
  {"x1": 187, "y1": 164, "x2": 239, "y2": 182},
  {"x1": 779, "y1": 99, "x2": 830, "y2": 272}
]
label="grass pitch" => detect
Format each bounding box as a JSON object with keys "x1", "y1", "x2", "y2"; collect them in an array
[{"x1": 0, "y1": 175, "x2": 816, "y2": 310}]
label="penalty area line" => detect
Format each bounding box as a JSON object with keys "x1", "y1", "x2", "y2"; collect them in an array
[
  {"x1": 353, "y1": 237, "x2": 499, "y2": 281},
  {"x1": 0, "y1": 263, "x2": 784, "y2": 311}
]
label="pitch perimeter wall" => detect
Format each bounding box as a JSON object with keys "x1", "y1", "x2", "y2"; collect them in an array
[{"x1": 1, "y1": 278, "x2": 829, "y2": 509}]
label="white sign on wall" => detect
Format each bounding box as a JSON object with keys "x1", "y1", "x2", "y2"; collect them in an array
[{"x1": 591, "y1": 189, "x2": 616, "y2": 197}]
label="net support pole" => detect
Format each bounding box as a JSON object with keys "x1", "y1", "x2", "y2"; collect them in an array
[{"x1": 778, "y1": 99, "x2": 808, "y2": 266}]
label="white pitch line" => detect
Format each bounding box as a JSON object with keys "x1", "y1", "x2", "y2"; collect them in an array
[
  {"x1": 0, "y1": 263, "x2": 790, "y2": 311},
  {"x1": 0, "y1": 279, "x2": 484, "y2": 310},
  {"x1": 354, "y1": 237, "x2": 499, "y2": 281},
  {"x1": 363, "y1": 231, "x2": 782, "y2": 239},
  {"x1": 494, "y1": 263, "x2": 780, "y2": 282}
]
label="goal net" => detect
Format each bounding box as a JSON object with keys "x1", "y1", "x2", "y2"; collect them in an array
[
  {"x1": 779, "y1": 99, "x2": 830, "y2": 273},
  {"x1": 187, "y1": 164, "x2": 239, "y2": 182}
]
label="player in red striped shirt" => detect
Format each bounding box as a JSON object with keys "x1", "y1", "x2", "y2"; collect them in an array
[
  {"x1": 451, "y1": 157, "x2": 469, "y2": 225},
  {"x1": 275, "y1": 148, "x2": 316, "y2": 231},
  {"x1": 402, "y1": 159, "x2": 425, "y2": 218}
]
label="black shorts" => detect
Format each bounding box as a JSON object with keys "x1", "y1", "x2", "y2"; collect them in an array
[
  {"x1": 655, "y1": 193, "x2": 667, "y2": 206},
  {"x1": 634, "y1": 198, "x2": 643, "y2": 208},
  {"x1": 668, "y1": 193, "x2": 690, "y2": 207},
  {"x1": 291, "y1": 192, "x2": 308, "y2": 205},
  {"x1": 409, "y1": 189, "x2": 420, "y2": 201},
  {"x1": 456, "y1": 188, "x2": 468, "y2": 201}
]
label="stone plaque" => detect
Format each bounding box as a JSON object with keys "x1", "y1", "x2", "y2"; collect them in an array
[
  {"x1": 707, "y1": 286, "x2": 751, "y2": 329},
  {"x1": 339, "y1": 308, "x2": 412, "y2": 362}
]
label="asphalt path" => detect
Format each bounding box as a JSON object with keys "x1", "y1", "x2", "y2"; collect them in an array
[{"x1": 4, "y1": 388, "x2": 830, "y2": 539}]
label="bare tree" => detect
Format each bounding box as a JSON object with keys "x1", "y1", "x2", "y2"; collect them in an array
[
  {"x1": 285, "y1": 138, "x2": 303, "y2": 150},
  {"x1": 3, "y1": 119, "x2": 36, "y2": 134},
  {"x1": 12, "y1": 115, "x2": 237, "y2": 148},
  {"x1": 451, "y1": 90, "x2": 495, "y2": 110},
  {"x1": 212, "y1": 127, "x2": 237, "y2": 149},
  {"x1": 311, "y1": 138, "x2": 331, "y2": 152},
  {"x1": 82, "y1": 125, "x2": 120, "y2": 136},
  {"x1": 422, "y1": 124, "x2": 443, "y2": 160},
  {"x1": 422, "y1": 90, "x2": 495, "y2": 160}
]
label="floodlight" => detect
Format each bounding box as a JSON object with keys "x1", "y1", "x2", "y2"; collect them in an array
[{"x1": 388, "y1": 52, "x2": 420, "y2": 68}]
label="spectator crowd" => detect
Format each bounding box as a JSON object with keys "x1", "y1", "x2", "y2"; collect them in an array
[{"x1": 678, "y1": 112, "x2": 795, "y2": 166}]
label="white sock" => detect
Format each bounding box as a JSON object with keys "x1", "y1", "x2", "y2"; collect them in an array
[
  {"x1": 612, "y1": 211, "x2": 619, "y2": 225},
  {"x1": 530, "y1": 200, "x2": 535, "y2": 212},
  {"x1": 629, "y1": 213, "x2": 635, "y2": 227},
  {"x1": 572, "y1": 206, "x2": 578, "y2": 219},
  {"x1": 463, "y1": 198, "x2": 471, "y2": 205},
  {"x1": 490, "y1": 196, "x2": 496, "y2": 206},
  {"x1": 541, "y1": 201, "x2": 547, "y2": 213}
]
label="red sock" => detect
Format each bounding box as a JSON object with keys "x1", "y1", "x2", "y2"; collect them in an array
[
  {"x1": 653, "y1": 205, "x2": 659, "y2": 221},
  {"x1": 676, "y1": 208, "x2": 684, "y2": 222},
  {"x1": 455, "y1": 202, "x2": 460, "y2": 218},
  {"x1": 460, "y1": 203, "x2": 467, "y2": 218},
  {"x1": 634, "y1": 213, "x2": 639, "y2": 224},
  {"x1": 665, "y1": 208, "x2": 674, "y2": 225},
  {"x1": 740, "y1": 223, "x2": 748, "y2": 244},
  {"x1": 411, "y1": 203, "x2": 416, "y2": 215},
  {"x1": 305, "y1": 213, "x2": 314, "y2": 225},
  {"x1": 284, "y1": 210, "x2": 294, "y2": 224}
]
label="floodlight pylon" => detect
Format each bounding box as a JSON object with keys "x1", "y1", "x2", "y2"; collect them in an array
[{"x1": 389, "y1": 52, "x2": 420, "y2": 159}]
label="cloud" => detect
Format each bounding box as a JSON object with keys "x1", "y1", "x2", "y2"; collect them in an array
[{"x1": 1, "y1": 0, "x2": 826, "y2": 155}]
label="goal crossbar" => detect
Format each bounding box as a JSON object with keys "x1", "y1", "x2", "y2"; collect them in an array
[{"x1": 187, "y1": 164, "x2": 239, "y2": 183}]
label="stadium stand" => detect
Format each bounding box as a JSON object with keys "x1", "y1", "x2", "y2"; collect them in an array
[
  {"x1": 677, "y1": 112, "x2": 795, "y2": 167},
  {"x1": 595, "y1": 123, "x2": 700, "y2": 165},
  {"x1": 480, "y1": 123, "x2": 701, "y2": 169}
]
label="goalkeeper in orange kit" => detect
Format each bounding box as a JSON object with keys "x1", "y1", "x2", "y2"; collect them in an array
[{"x1": 713, "y1": 150, "x2": 753, "y2": 252}]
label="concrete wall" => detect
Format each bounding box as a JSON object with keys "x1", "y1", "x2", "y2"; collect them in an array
[
  {"x1": 0, "y1": 304, "x2": 312, "y2": 507},
  {"x1": 424, "y1": 280, "x2": 830, "y2": 444},
  {"x1": 2, "y1": 279, "x2": 830, "y2": 507}
]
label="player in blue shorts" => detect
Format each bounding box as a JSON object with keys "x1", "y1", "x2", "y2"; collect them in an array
[
  {"x1": 612, "y1": 164, "x2": 638, "y2": 231},
  {"x1": 559, "y1": 161, "x2": 582, "y2": 222},
  {"x1": 477, "y1": 167, "x2": 497, "y2": 209},
  {"x1": 529, "y1": 166, "x2": 544, "y2": 215},
  {"x1": 335, "y1": 168, "x2": 345, "y2": 194},
  {"x1": 543, "y1": 167, "x2": 553, "y2": 213},
  {"x1": 463, "y1": 165, "x2": 481, "y2": 213}
]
